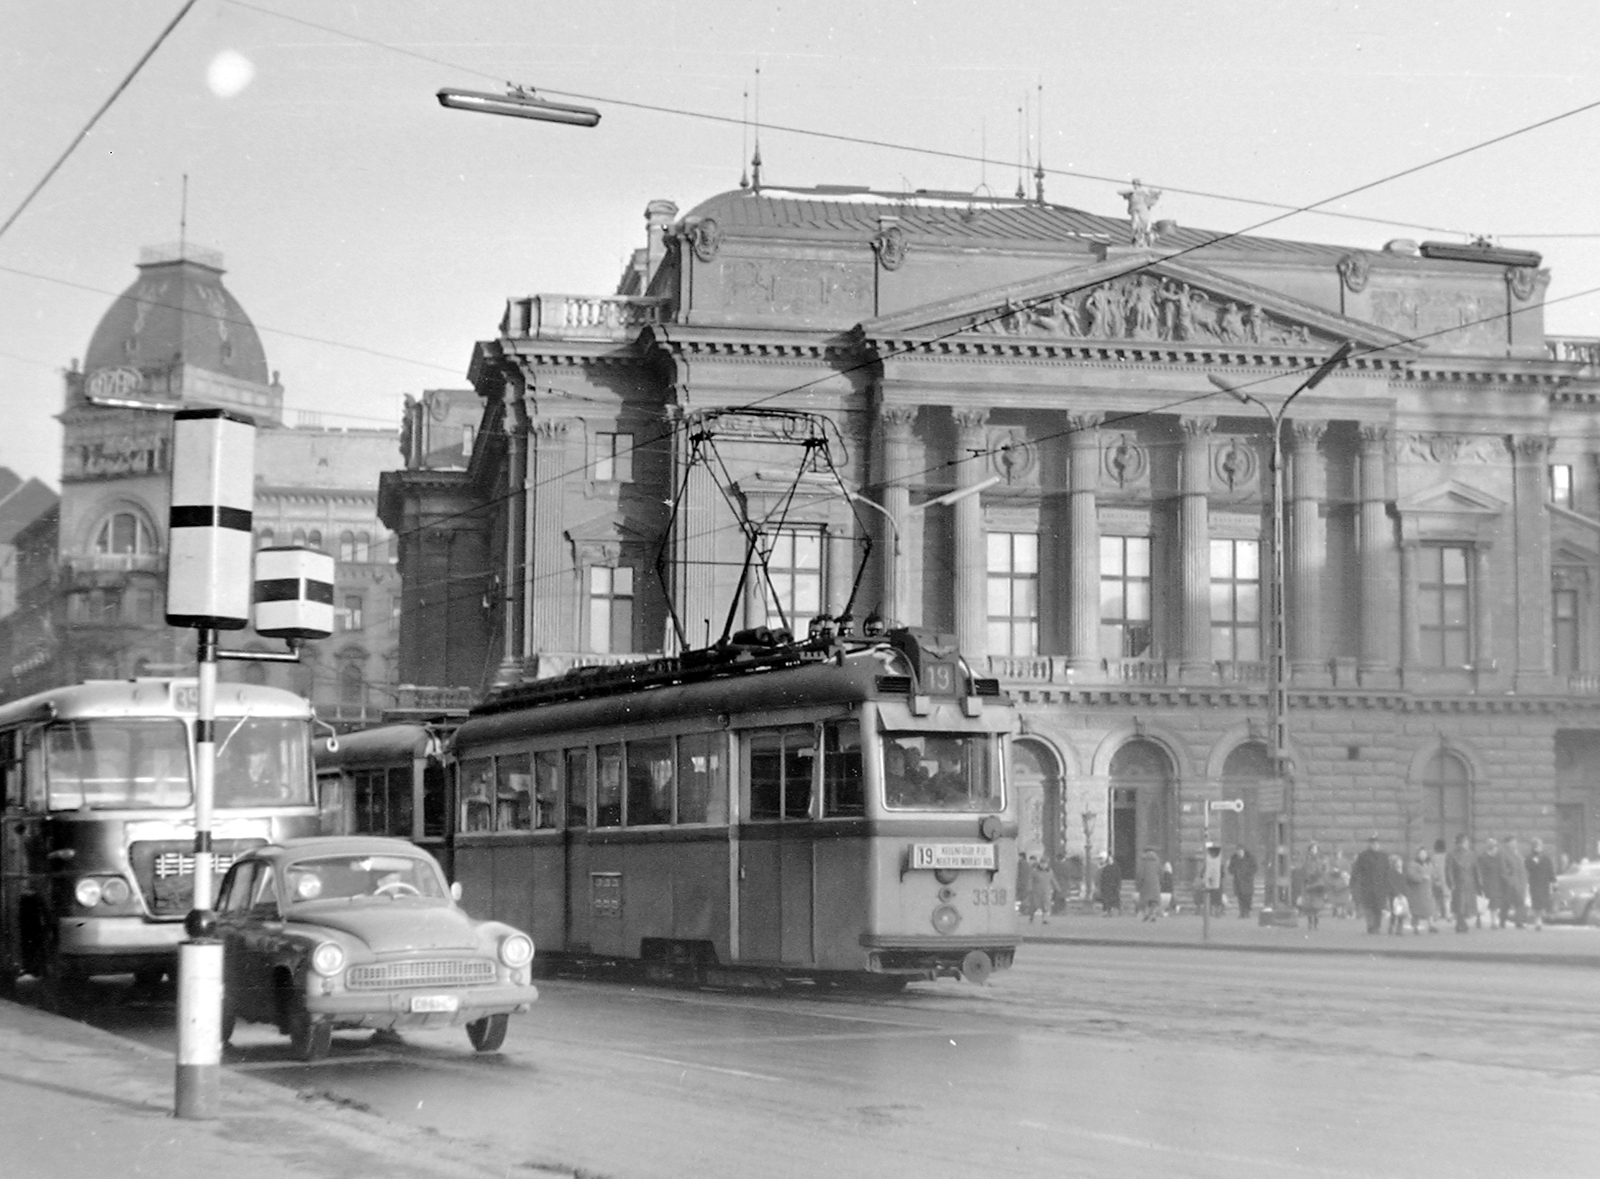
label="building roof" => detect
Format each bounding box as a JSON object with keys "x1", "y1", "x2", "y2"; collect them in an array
[
  {"x1": 83, "y1": 244, "x2": 270, "y2": 385},
  {"x1": 0, "y1": 476, "x2": 58, "y2": 545}
]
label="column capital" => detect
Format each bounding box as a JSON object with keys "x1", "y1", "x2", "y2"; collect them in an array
[
  {"x1": 1065, "y1": 411, "x2": 1104, "y2": 438},
  {"x1": 952, "y1": 407, "x2": 990, "y2": 433},
  {"x1": 1357, "y1": 423, "x2": 1390, "y2": 447},
  {"x1": 529, "y1": 417, "x2": 571, "y2": 441},
  {"x1": 1289, "y1": 420, "x2": 1328, "y2": 449},
  {"x1": 1513, "y1": 434, "x2": 1551, "y2": 462},
  {"x1": 1179, "y1": 415, "x2": 1216, "y2": 439},
  {"x1": 879, "y1": 404, "x2": 919, "y2": 432}
]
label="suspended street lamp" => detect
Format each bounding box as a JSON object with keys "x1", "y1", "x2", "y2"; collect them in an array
[{"x1": 437, "y1": 85, "x2": 601, "y2": 128}]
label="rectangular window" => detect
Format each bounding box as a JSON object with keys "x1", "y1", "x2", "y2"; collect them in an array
[
  {"x1": 587, "y1": 566, "x2": 634, "y2": 654},
  {"x1": 625, "y1": 737, "x2": 674, "y2": 826},
  {"x1": 495, "y1": 752, "x2": 532, "y2": 831},
  {"x1": 461, "y1": 423, "x2": 476, "y2": 457},
  {"x1": 1417, "y1": 543, "x2": 1472, "y2": 668},
  {"x1": 675, "y1": 732, "x2": 727, "y2": 824},
  {"x1": 339, "y1": 595, "x2": 364, "y2": 632},
  {"x1": 459, "y1": 758, "x2": 493, "y2": 833},
  {"x1": 592, "y1": 432, "x2": 633, "y2": 483},
  {"x1": 595, "y1": 743, "x2": 623, "y2": 828},
  {"x1": 1209, "y1": 538, "x2": 1261, "y2": 663},
  {"x1": 564, "y1": 748, "x2": 590, "y2": 829},
  {"x1": 1100, "y1": 535, "x2": 1152, "y2": 658},
  {"x1": 762, "y1": 530, "x2": 823, "y2": 638},
  {"x1": 1550, "y1": 463, "x2": 1574, "y2": 509},
  {"x1": 386, "y1": 766, "x2": 413, "y2": 837},
  {"x1": 986, "y1": 532, "x2": 1039, "y2": 656},
  {"x1": 747, "y1": 727, "x2": 815, "y2": 821},
  {"x1": 822, "y1": 720, "x2": 864, "y2": 817},
  {"x1": 1554, "y1": 587, "x2": 1580, "y2": 675},
  {"x1": 532, "y1": 750, "x2": 560, "y2": 830}
]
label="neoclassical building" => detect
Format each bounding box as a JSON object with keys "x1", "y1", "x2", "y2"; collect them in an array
[{"x1": 380, "y1": 185, "x2": 1600, "y2": 885}]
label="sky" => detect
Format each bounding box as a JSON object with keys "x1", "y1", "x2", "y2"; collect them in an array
[{"x1": 4, "y1": 0, "x2": 1600, "y2": 490}]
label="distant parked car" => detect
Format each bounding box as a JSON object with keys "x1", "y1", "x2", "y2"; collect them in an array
[
  {"x1": 212, "y1": 837, "x2": 537, "y2": 1060},
  {"x1": 1548, "y1": 860, "x2": 1600, "y2": 925}
]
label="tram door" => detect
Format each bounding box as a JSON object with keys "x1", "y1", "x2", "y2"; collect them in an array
[{"x1": 736, "y1": 729, "x2": 815, "y2": 967}]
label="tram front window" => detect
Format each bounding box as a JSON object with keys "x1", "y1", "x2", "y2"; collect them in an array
[
  {"x1": 46, "y1": 719, "x2": 190, "y2": 809},
  {"x1": 215, "y1": 717, "x2": 312, "y2": 806},
  {"x1": 881, "y1": 733, "x2": 1000, "y2": 812}
]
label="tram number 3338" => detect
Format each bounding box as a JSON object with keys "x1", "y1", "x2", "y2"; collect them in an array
[{"x1": 971, "y1": 887, "x2": 1008, "y2": 906}]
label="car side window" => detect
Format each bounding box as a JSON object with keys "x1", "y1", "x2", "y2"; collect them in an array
[
  {"x1": 217, "y1": 862, "x2": 256, "y2": 914},
  {"x1": 249, "y1": 865, "x2": 279, "y2": 917}
]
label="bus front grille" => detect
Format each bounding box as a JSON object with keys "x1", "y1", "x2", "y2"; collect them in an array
[{"x1": 128, "y1": 840, "x2": 265, "y2": 916}]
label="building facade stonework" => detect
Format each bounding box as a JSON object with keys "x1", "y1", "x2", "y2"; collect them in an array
[{"x1": 380, "y1": 187, "x2": 1600, "y2": 886}]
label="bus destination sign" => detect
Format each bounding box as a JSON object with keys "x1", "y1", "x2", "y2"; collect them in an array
[{"x1": 911, "y1": 842, "x2": 997, "y2": 871}]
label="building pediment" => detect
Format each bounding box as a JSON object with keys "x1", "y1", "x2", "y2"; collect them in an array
[
  {"x1": 1396, "y1": 479, "x2": 1506, "y2": 545},
  {"x1": 858, "y1": 253, "x2": 1412, "y2": 354}
]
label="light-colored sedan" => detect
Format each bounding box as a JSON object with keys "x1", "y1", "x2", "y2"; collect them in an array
[
  {"x1": 1548, "y1": 860, "x2": 1600, "y2": 925},
  {"x1": 212, "y1": 836, "x2": 537, "y2": 1060}
]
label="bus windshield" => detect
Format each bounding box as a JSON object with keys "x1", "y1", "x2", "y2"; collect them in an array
[
  {"x1": 47, "y1": 719, "x2": 190, "y2": 810},
  {"x1": 216, "y1": 717, "x2": 312, "y2": 807},
  {"x1": 882, "y1": 733, "x2": 1001, "y2": 812}
]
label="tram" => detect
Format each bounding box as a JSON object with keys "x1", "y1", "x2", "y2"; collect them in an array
[
  {"x1": 0, "y1": 679, "x2": 321, "y2": 996},
  {"x1": 313, "y1": 721, "x2": 454, "y2": 875},
  {"x1": 449, "y1": 625, "x2": 1018, "y2": 986}
]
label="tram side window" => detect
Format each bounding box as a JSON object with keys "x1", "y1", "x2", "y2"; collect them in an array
[
  {"x1": 748, "y1": 727, "x2": 815, "y2": 821},
  {"x1": 532, "y1": 750, "x2": 560, "y2": 829},
  {"x1": 595, "y1": 744, "x2": 623, "y2": 828},
  {"x1": 822, "y1": 720, "x2": 864, "y2": 817},
  {"x1": 676, "y1": 732, "x2": 726, "y2": 825},
  {"x1": 1, "y1": 731, "x2": 18, "y2": 809},
  {"x1": 565, "y1": 748, "x2": 590, "y2": 828},
  {"x1": 387, "y1": 766, "x2": 414, "y2": 837},
  {"x1": 421, "y1": 762, "x2": 447, "y2": 839},
  {"x1": 496, "y1": 753, "x2": 532, "y2": 831},
  {"x1": 355, "y1": 769, "x2": 386, "y2": 833},
  {"x1": 626, "y1": 738, "x2": 673, "y2": 826},
  {"x1": 460, "y1": 758, "x2": 493, "y2": 833}
]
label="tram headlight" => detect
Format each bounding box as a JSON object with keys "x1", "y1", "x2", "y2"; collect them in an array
[
  {"x1": 931, "y1": 904, "x2": 962, "y2": 935},
  {"x1": 74, "y1": 877, "x2": 103, "y2": 907},
  {"x1": 311, "y1": 942, "x2": 346, "y2": 977},
  {"x1": 499, "y1": 933, "x2": 535, "y2": 968}
]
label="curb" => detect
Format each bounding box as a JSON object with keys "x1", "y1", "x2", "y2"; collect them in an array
[{"x1": 1022, "y1": 933, "x2": 1600, "y2": 967}]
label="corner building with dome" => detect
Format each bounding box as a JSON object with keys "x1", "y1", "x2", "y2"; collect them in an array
[{"x1": 379, "y1": 184, "x2": 1600, "y2": 891}]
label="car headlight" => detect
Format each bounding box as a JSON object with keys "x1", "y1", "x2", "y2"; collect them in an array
[
  {"x1": 499, "y1": 933, "x2": 534, "y2": 968},
  {"x1": 311, "y1": 942, "x2": 346, "y2": 977},
  {"x1": 74, "y1": 877, "x2": 102, "y2": 907}
]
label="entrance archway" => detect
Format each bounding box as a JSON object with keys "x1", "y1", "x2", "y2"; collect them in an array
[
  {"x1": 1221, "y1": 741, "x2": 1272, "y2": 865},
  {"x1": 1108, "y1": 740, "x2": 1174, "y2": 883}
]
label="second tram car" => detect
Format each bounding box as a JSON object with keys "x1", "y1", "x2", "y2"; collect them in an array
[
  {"x1": 450, "y1": 627, "x2": 1018, "y2": 986},
  {"x1": 314, "y1": 722, "x2": 454, "y2": 875}
]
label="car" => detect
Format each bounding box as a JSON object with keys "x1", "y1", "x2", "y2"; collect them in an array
[
  {"x1": 211, "y1": 836, "x2": 537, "y2": 1060},
  {"x1": 1548, "y1": 860, "x2": 1600, "y2": 925}
]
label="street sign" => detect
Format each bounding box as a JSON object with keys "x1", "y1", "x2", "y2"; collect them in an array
[{"x1": 1208, "y1": 798, "x2": 1245, "y2": 813}]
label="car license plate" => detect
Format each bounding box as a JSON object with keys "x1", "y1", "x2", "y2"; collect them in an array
[{"x1": 410, "y1": 994, "x2": 459, "y2": 1014}]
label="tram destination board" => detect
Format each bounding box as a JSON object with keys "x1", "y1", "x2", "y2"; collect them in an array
[{"x1": 911, "y1": 843, "x2": 998, "y2": 871}]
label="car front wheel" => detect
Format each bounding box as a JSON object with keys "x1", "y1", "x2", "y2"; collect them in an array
[
  {"x1": 287, "y1": 1004, "x2": 332, "y2": 1061},
  {"x1": 466, "y1": 1013, "x2": 508, "y2": 1053}
]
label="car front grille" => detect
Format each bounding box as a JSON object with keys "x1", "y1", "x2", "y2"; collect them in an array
[{"x1": 346, "y1": 959, "x2": 497, "y2": 990}]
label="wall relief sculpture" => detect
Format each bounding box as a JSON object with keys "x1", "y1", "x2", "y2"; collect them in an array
[
  {"x1": 1337, "y1": 254, "x2": 1370, "y2": 294},
  {"x1": 1213, "y1": 437, "x2": 1260, "y2": 491},
  {"x1": 873, "y1": 224, "x2": 908, "y2": 271},
  {"x1": 1505, "y1": 266, "x2": 1539, "y2": 302},
  {"x1": 971, "y1": 276, "x2": 1316, "y2": 347},
  {"x1": 1102, "y1": 433, "x2": 1148, "y2": 487},
  {"x1": 1397, "y1": 432, "x2": 1506, "y2": 464},
  {"x1": 987, "y1": 428, "x2": 1038, "y2": 485}
]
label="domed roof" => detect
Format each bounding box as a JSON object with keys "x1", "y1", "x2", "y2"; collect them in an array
[{"x1": 83, "y1": 245, "x2": 270, "y2": 385}]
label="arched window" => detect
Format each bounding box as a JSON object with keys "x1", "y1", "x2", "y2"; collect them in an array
[
  {"x1": 356, "y1": 531, "x2": 372, "y2": 563},
  {"x1": 257, "y1": 528, "x2": 275, "y2": 549},
  {"x1": 291, "y1": 528, "x2": 307, "y2": 546},
  {"x1": 308, "y1": 529, "x2": 324, "y2": 551},
  {"x1": 338, "y1": 531, "x2": 357, "y2": 562},
  {"x1": 95, "y1": 511, "x2": 155, "y2": 556},
  {"x1": 338, "y1": 653, "x2": 366, "y2": 709},
  {"x1": 1422, "y1": 750, "x2": 1471, "y2": 849}
]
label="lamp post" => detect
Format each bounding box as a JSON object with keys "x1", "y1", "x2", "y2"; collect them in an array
[
  {"x1": 1208, "y1": 343, "x2": 1352, "y2": 916},
  {"x1": 847, "y1": 475, "x2": 1001, "y2": 624}
]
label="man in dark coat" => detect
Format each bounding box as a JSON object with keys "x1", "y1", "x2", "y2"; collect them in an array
[
  {"x1": 1526, "y1": 837, "x2": 1557, "y2": 930},
  {"x1": 1349, "y1": 833, "x2": 1390, "y2": 934},
  {"x1": 1445, "y1": 833, "x2": 1481, "y2": 932},
  {"x1": 1096, "y1": 854, "x2": 1123, "y2": 915},
  {"x1": 1476, "y1": 837, "x2": 1506, "y2": 928},
  {"x1": 1227, "y1": 845, "x2": 1258, "y2": 917}
]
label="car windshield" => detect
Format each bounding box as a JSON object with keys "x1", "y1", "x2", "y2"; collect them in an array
[
  {"x1": 881, "y1": 732, "x2": 1001, "y2": 812},
  {"x1": 47, "y1": 719, "x2": 190, "y2": 810},
  {"x1": 284, "y1": 852, "x2": 448, "y2": 904},
  {"x1": 215, "y1": 717, "x2": 312, "y2": 807}
]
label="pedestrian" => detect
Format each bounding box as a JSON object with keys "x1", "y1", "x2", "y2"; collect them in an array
[
  {"x1": 1227, "y1": 844, "x2": 1258, "y2": 918},
  {"x1": 1498, "y1": 836, "x2": 1528, "y2": 929},
  {"x1": 1202, "y1": 843, "x2": 1224, "y2": 915},
  {"x1": 1430, "y1": 837, "x2": 1451, "y2": 924},
  {"x1": 1327, "y1": 846, "x2": 1353, "y2": 918},
  {"x1": 1445, "y1": 833, "x2": 1481, "y2": 933},
  {"x1": 1526, "y1": 837, "x2": 1557, "y2": 931},
  {"x1": 1350, "y1": 833, "x2": 1390, "y2": 934},
  {"x1": 1096, "y1": 853, "x2": 1123, "y2": 915},
  {"x1": 1298, "y1": 843, "x2": 1328, "y2": 929},
  {"x1": 1159, "y1": 860, "x2": 1174, "y2": 915},
  {"x1": 1015, "y1": 849, "x2": 1030, "y2": 911},
  {"x1": 1404, "y1": 847, "x2": 1437, "y2": 933},
  {"x1": 1386, "y1": 853, "x2": 1408, "y2": 934},
  {"x1": 1136, "y1": 847, "x2": 1162, "y2": 920},
  {"x1": 1028, "y1": 856, "x2": 1057, "y2": 925},
  {"x1": 1477, "y1": 837, "x2": 1505, "y2": 928}
]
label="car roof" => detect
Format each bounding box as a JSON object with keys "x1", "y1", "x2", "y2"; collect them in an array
[{"x1": 238, "y1": 836, "x2": 435, "y2": 866}]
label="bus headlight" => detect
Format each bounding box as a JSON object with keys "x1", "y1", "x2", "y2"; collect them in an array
[
  {"x1": 931, "y1": 905, "x2": 962, "y2": 934},
  {"x1": 100, "y1": 876, "x2": 131, "y2": 905},
  {"x1": 74, "y1": 878, "x2": 103, "y2": 907},
  {"x1": 311, "y1": 942, "x2": 346, "y2": 977},
  {"x1": 499, "y1": 933, "x2": 534, "y2": 968}
]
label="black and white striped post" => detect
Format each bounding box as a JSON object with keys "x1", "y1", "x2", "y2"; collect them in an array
[{"x1": 166, "y1": 407, "x2": 255, "y2": 1120}]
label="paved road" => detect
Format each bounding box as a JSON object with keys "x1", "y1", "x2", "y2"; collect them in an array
[{"x1": 59, "y1": 944, "x2": 1600, "y2": 1179}]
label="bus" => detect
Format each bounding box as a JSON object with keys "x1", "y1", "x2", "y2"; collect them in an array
[
  {"x1": 313, "y1": 721, "x2": 454, "y2": 875},
  {"x1": 0, "y1": 679, "x2": 321, "y2": 1000},
  {"x1": 447, "y1": 626, "x2": 1019, "y2": 987}
]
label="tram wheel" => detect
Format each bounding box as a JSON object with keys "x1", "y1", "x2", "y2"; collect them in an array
[{"x1": 466, "y1": 1013, "x2": 508, "y2": 1053}]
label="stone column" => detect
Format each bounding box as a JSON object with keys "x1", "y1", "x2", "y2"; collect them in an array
[
  {"x1": 952, "y1": 408, "x2": 991, "y2": 658},
  {"x1": 879, "y1": 406, "x2": 918, "y2": 626},
  {"x1": 1357, "y1": 425, "x2": 1398, "y2": 685},
  {"x1": 494, "y1": 382, "x2": 527, "y2": 686},
  {"x1": 1066, "y1": 413, "x2": 1103, "y2": 674},
  {"x1": 1179, "y1": 416, "x2": 1216, "y2": 679},
  {"x1": 1398, "y1": 541, "x2": 1421, "y2": 673},
  {"x1": 1288, "y1": 420, "x2": 1328, "y2": 683},
  {"x1": 527, "y1": 417, "x2": 570, "y2": 659},
  {"x1": 1474, "y1": 545, "x2": 1494, "y2": 675},
  {"x1": 1512, "y1": 435, "x2": 1551, "y2": 689}
]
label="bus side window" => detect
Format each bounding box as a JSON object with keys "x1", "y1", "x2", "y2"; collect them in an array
[
  {"x1": 532, "y1": 750, "x2": 559, "y2": 830},
  {"x1": 564, "y1": 748, "x2": 590, "y2": 829},
  {"x1": 822, "y1": 720, "x2": 863, "y2": 818},
  {"x1": 23, "y1": 736, "x2": 46, "y2": 812},
  {"x1": 460, "y1": 758, "x2": 493, "y2": 833}
]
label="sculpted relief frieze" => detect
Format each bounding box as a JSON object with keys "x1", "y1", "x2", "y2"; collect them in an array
[
  {"x1": 719, "y1": 258, "x2": 873, "y2": 318},
  {"x1": 970, "y1": 276, "x2": 1319, "y2": 347},
  {"x1": 1397, "y1": 433, "x2": 1506, "y2": 464},
  {"x1": 1367, "y1": 288, "x2": 1500, "y2": 351}
]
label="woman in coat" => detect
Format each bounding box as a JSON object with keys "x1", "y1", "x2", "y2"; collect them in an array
[
  {"x1": 1298, "y1": 844, "x2": 1328, "y2": 929},
  {"x1": 1135, "y1": 848, "x2": 1163, "y2": 921},
  {"x1": 1404, "y1": 847, "x2": 1437, "y2": 933}
]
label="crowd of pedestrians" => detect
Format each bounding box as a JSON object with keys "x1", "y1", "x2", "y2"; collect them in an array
[{"x1": 1016, "y1": 831, "x2": 1565, "y2": 931}]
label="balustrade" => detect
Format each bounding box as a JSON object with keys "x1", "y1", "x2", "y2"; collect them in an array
[{"x1": 501, "y1": 294, "x2": 669, "y2": 340}]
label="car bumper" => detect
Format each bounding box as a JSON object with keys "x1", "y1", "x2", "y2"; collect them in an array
[{"x1": 305, "y1": 983, "x2": 537, "y2": 1028}]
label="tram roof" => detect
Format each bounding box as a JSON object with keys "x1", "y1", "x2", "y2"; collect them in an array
[
  {"x1": 314, "y1": 722, "x2": 442, "y2": 767},
  {"x1": 0, "y1": 679, "x2": 313, "y2": 727}
]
